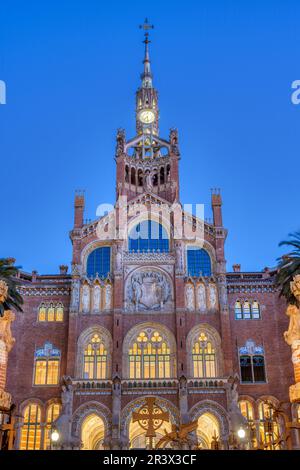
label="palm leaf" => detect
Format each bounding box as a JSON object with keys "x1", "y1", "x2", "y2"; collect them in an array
[{"x1": 276, "y1": 232, "x2": 300, "y2": 305}]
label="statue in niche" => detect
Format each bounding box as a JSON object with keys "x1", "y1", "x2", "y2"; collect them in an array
[
  {"x1": 93, "y1": 284, "x2": 101, "y2": 312},
  {"x1": 209, "y1": 284, "x2": 217, "y2": 309},
  {"x1": 105, "y1": 284, "x2": 112, "y2": 310},
  {"x1": 185, "y1": 284, "x2": 195, "y2": 311},
  {"x1": 197, "y1": 284, "x2": 206, "y2": 312},
  {"x1": 175, "y1": 243, "x2": 183, "y2": 272},
  {"x1": 82, "y1": 284, "x2": 90, "y2": 313},
  {"x1": 127, "y1": 271, "x2": 171, "y2": 311},
  {"x1": 71, "y1": 279, "x2": 80, "y2": 309},
  {"x1": 145, "y1": 170, "x2": 153, "y2": 192},
  {"x1": 115, "y1": 245, "x2": 122, "y2": 272}
]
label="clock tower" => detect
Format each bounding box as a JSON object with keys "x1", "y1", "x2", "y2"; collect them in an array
[{"x1": 115, "y1": 20, "x2": 180, "y2": 204}]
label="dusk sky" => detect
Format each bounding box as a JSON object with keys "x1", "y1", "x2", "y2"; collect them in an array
[{"x1": 1, "y1": 0, "x2": 299, "y2": 274}]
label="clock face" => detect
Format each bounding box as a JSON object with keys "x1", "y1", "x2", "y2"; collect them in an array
[{"x1": 139, "y1": 109, "x2": 155, "y2": 124}]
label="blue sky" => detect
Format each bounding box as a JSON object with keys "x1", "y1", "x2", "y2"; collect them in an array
[{"x1": 1, "y1": 0, "x2": 299, "y2": 274}]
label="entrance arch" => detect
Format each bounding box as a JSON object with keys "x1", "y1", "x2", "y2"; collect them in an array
[
  {"x1": 196, "y1": 412, "x2": 219, "y2": 449},
  {"x1": 81, "y1": 413, "x2": 105, "y2": 450},
  {"x1": 121, "y1": 396, "x2": 179, "y2": 450}
]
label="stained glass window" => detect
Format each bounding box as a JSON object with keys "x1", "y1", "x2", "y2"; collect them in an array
[
  {"x1": 44, "y1": 404, "x2": 61, "y2": 449},
  {"x1": 128, "y1": 220, "x2": 169, "y2": 253},
  {"x1": 258, "y1": 402, "x2": 280, "y2": 450},
  {"x1": 129, "y1": 330, "x2": 171, "y2": 379},
  {"x1": 240, "y1": 354, "x2": 266, "y2": 383},
  {"x1": 87, "y1": 247, "x2": 111, "y2": 279},
  {"x1": 192, "y1": 334, "x2": 216, "y2": 378},
  {"x1": 187, "y1": 248, "x2": 211, "y2": 277},
  {"x1": 34, "y1": 343, "x2": 60, "y2": 385},
  {"x1": 20, "y1": 404, "x2": 41, "y2": 450},
  {"x1": 38, "y1": 302, "x2": 64, "y2": 322},
  {"x1": 83, "y1": 334, "x2": 107, "y2": 379},
  {"x1": 234, "y1": 300, "x2": 261, "y2": 320}
]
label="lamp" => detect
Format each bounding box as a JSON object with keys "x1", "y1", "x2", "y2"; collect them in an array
[{"x1": 51, "y1": 429, "x2": 60, "y2": 443}]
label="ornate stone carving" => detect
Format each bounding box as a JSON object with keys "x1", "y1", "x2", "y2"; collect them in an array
[
  {"x1": 93, "y1": 284, "x2": 101, "y2": 312},
  {"x1": 0, "y1": 310, "x2": 15, "y2": 354},
  {"x1": 115, "y1": 245, "x2": 122, "y2": 273},
  {"x1": 175, "y1": 243, "x2": 183, "y2": 274},
  {"x1": 185, "y1": 284, "x2": 195, "y2": 311},
  {"x1": 284, "y1": 275, "x2": 300, "y2": 402},
  {"x1": 0, "y1": 280, "x2": 8, "y2": 303},
  {"x1": 81, "y1": 284, "x2": 90, "y2": 313},
  {"x1": 105, "y1": 284, "x2": 112, "y2": 310},
  {"x1": 116, "y1": 128, "x2": 126, "y2": 157},
  {"x1": 0, "y1": 389, "x2": 12, "y2": 409},
  {"x1": 126, "y1": 270, "x2": 172, "y2": 311},
  {"x1": 197, "y1": 284, "x2": 206, "y2": 312},
  {"x1": 284, "y1": 304, "x2": 300, "y2": 346},
  {"x1": 208, "y1": 283, "x2": 217, "y2": 310},
  {"x1": 70, "y1": 278, "x2": 80, "y2": 311},
  {"x1": 53, "y1": 376, "x2": 80, "y2": 449}
]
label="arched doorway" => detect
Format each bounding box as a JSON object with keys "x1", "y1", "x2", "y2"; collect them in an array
[
  {"x1": 196, "y1": 412, "x2": 220, "y2": 449},
  {"x1": 129, "y1": 417, "x2": 173, "y2": 449},
  {"x1": 81, "y1": 413, "x2": 105, "y2": 450}
]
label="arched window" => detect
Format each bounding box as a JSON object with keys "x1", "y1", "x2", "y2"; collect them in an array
[
  {"x1": 131, "y1": 167, "x2": 136, "y2": 185},
  {"x1": 44, "y1": 403, "x2": 61, "y2": 449},
  {"x1": 86, "y1": 247, "x2": 111, "y2": 279},
  {"x1": 83, "y1": 334, "x2": 107, "y2": 379},
  {"x1": 38, "y1": 302, "x2": 64, "y2": 322},
  {"x1": 160, "y1": 167, "x2": 165, "y2": 184},
  {"x1": 34, "y1": 342, "x2": 60, "y2": 385},
  {"x1": 187, "y1": 248, "x2": 211, "y2": 277},
  {"x1": 128, "y1": 220, "x2": 169, "y2": 253},
  {"x1": 20, "y1": 404, "x2": 41, "y2": 450},
  {"x1": 239, "y1": 400, "x2": 257, "y2": 448},
  {"x1": 192, "y1": 332, "x2": 216, "y2": 378},
  {"x1": 234, "y1": 300, "x2": 261, "y2": 320},
  {"x1": 251, "y1": 301, "x2": 260, "y2": 319},
  {"x1": 258, "y1": 401, "x2": 280, "y2": 450},
  {"x1": 239, "y1": 341, "x2": 266, "y2": 383},
  {"x1": 129, "y1": 330, "x2": 171, "y2": 379}
]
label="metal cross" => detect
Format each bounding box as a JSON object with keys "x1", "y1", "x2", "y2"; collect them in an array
[
  {"x1": 139, "y1": 18, "x2": 154, "y2": 37},
  {"x1": 132, "y1": 397, "x2": 169, "y2": 449}
]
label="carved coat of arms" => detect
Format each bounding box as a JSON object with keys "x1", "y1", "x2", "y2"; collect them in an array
[{"x1": 126, "y1": 270, "x2": 171, "y2": 311}]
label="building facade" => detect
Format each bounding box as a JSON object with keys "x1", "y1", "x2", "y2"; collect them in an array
[{"x1": 6, "y1": 32, "x2": 299, "y2": 450}]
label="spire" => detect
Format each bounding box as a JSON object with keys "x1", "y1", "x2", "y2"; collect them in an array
[{"x1": 139, "y1": 18, "x2": 154, "y2": 88}]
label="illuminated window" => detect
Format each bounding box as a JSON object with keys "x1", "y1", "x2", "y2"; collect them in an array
[
  {"x1": 235, "y1": 300, "x2": 261, "y2": 320},
  {"x1": 83, "y1": 334, "x2": 107, "y2": 379},
  {"x1": 44, "y1": 403, "x2": 61, "y2": 449},
  {"x1": 296, "y1": 404, "x2": 300, "y2": 423},
  {"x1": 38, "y1": 302, "x2": 64, "y2": 322},
  {"x1": 258, "y1": 402, "x2": 280, "y2": 450},
  {"x1": 34, "y1": 342, "x2": 60, "y2": 385},
  {"x1": 129, "y1": 330, "x2": 171, "y2": 379},
  {"x1": 234, "y1": 301, "x2": 242, "y2": 319},
  {"x1": 86, "y1": 247, "x2": 111, "y2": 279},
  {"x1": 20, "y1": 404, "x2": 41, "y2": 450},
  {"x1": 192, "y1": 333, "x2": 216, "y2": 378},
  {"x1": 128, "y1": 220, "x2": 169, "y2": 253},
  {"x1": 239, "y1": 400, "x2": 257, "y2": 447},
  {"x1": 251, "y1": 301, "x2": 261, "y2": 319},
  {"x1": 187, "y1": 248, "x2": 211, "y2": 277}
]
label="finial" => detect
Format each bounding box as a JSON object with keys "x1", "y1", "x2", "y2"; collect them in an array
[{"x1": 139, "y1": 19, "x2": 154, "y2": 88}]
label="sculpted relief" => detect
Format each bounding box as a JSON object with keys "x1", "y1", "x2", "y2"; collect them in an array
[{"x1": 126, "y1": 269, "x2": 172, "y2": 312}]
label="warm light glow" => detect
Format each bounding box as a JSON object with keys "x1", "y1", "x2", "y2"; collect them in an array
[
  {"x1": 51, "y1": 430, "x2": 60, "y2": 442},
  {"x1": 237, "y1": 428, "x2": 246, "y2": 439}
]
